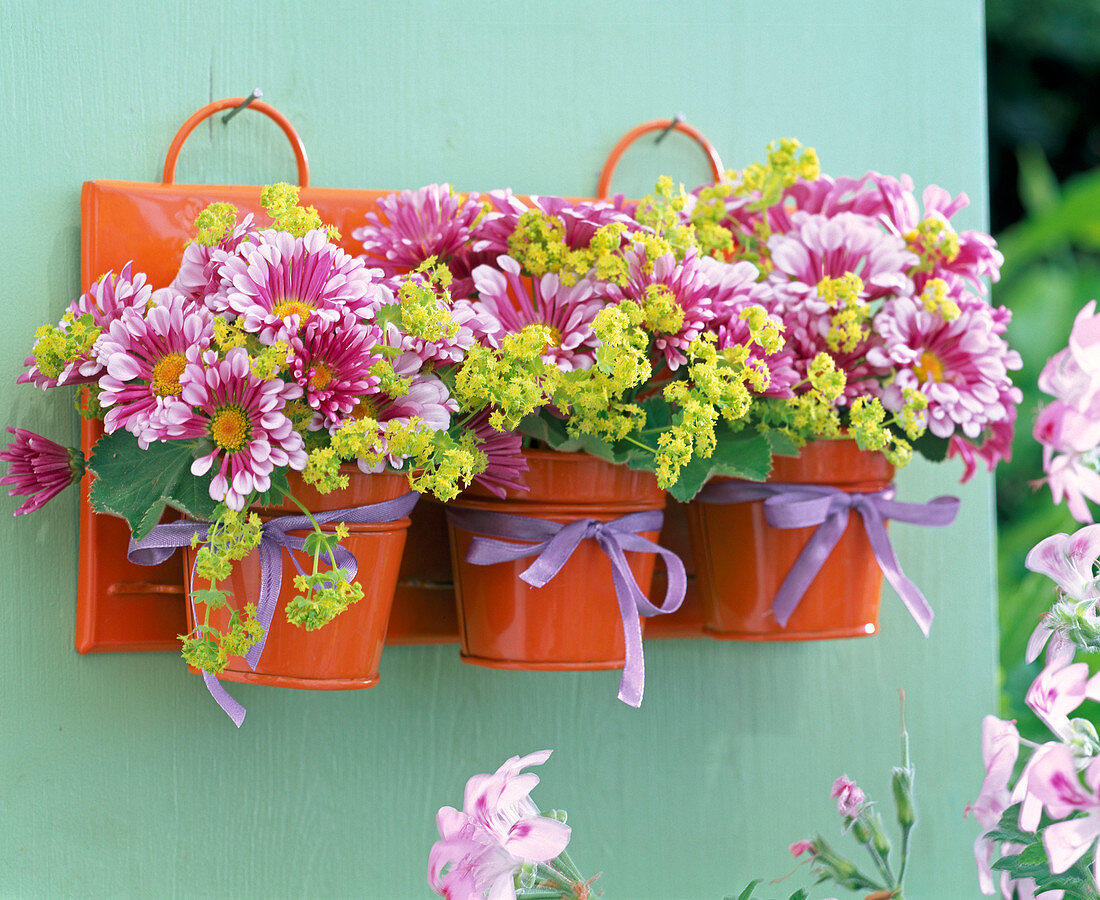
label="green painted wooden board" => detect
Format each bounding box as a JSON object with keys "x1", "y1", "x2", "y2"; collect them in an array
[{"x1": 0, "y1": 1, "x2": 996, "y2": 896}]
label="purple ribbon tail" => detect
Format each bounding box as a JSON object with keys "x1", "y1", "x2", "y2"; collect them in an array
[
  {"x1": 697, "y1": 480, "x2": 959, "y2": 635},
  {"x1": 202, "y1": 671, "x2": 246, "y2": 727},
  {"x1": 129, "y1": 491, "x2": 419, "y2": 724},
  {"x1": 447, "y1": 507, "x2": 685, "y2": 708}
]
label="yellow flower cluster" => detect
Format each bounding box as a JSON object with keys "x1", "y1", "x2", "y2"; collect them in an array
[
  {"x1": 30, "y1": 311, "x2": 99, "y2": 383},
  {"x1": 739, "y1": 138, "x2": 821, "y2": 210},
  {"x1": 906, "y1": 216, "x2": 960, "y2": 276},
  {"x1": 817, "y1": 273, "x2": 870, "y2": 354},
  {"x1": 454, "y1": 325, "x2": 562, "y2": 431},
  {"x1": 398, "y1": 271, "x2": 460, "y2": 344},
  {"x1": 260, "y1": 183, "x2": 340, "y2": 241},
  {"x1": 918, "y1": 277, "x2": 961, "y2": 321}
]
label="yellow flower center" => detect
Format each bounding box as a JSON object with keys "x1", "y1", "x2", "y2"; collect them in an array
[
  {"x1": 151, "y1": 353, "x2": 187, "y2": 397},
  {"x1": 353, "y1": 397, "x2": 378, "y2": 421},
  {"x1": 310, "y1": 362, "x2": 332, "y2": 390},
  {"x1": 914, "y1": 351, "x2": 945, "y2": 383},
  {"x1": 271, "y1": 299, "x2": 314, "y2": 324},
  {"x1": 209, "y1": 405, "x2": 251, "y2": 452}
]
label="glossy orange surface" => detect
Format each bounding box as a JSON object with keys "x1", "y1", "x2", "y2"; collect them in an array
[
  {"x1": 687, "y1": 440, "x2": 895, "y2": 641},
  {"x1": 183, "y1": 474, "x2": 411, "y2": 690},
  {"x1": 448, "y1": 451, "x2": 665, "y2": 669}
]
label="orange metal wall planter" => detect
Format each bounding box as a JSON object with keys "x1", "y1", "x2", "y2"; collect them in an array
[
  {"x1": 446, "y1": 451, "x2": 666, "y2": 670},
  {"x1": 687, "y1": 440, "x2": 894, "y2": 641},
  {"x1": 183, "y1": 471, "x2": 413, "y2": 689},
  {"x1": 74, "y1": 103, "x2": 720, "y2": 656}
]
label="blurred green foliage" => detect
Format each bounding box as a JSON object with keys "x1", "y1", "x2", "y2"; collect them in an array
[{"x1": 994, "y1": 151, "x2": 1100, "y2": 736}]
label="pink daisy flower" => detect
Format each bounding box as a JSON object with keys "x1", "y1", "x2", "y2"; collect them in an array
[
  {"x1": 0, "y1": 427, "x2": 84, "y2": 516},
  {"x1": 698, "y1": 256, "x2": 798, "y2": 397},
  {"x1": 463, "y1": 255, "x2": 607, "y2": 371},
  {"x1": 868, "y1": 293, "x2": 1022, "y2": 444},
  {"x1": 464, "y1": 408, "x2": 529, "y2": 498},
  {"x1": 767, "y1": 211, "x2": 917, "y2": 307},
  {"x1": 94, "y1": 292, "x2": 216, "y2": 446},
  {"x1": 171, "y1": 212, "x2": 258, "y2": 306},
  {"x1": 286, "y1": 311, "x2": 382, "y2": 428},
  {"x1": 157, "y1": 347, "x2": 307, "y2": 510},
  {"x1": 354, "y1": 184, "x2": 483, "y2": 273},
  {"x1": 220, "y1": 229, "x2": 389, "y2": 343},
  {"x1": 20, "y1": 262, "x2": 152, "y2": 389},
  {"x1": 873, "y1": 173, "x2": 1004, "y2": 294},
  {"x1": 353, "y1": 184, "x2": 484, "y2": 300},
  {"x1": 473, "y1": 191, "x2": 636, "y2": 258},
  {"x1": 606, "y1": 243, "x2": 716, "y2": 371}
]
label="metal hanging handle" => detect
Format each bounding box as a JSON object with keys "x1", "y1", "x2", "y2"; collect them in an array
[
  {"x1": 597, "y1": 118, "x2": 724, "y2": 199},
  {"x1": 161, "y1": 97, "x2": 310, "y2": 187}
]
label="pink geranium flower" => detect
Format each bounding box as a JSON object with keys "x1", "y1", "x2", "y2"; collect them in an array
[
  {"x1": 0, "y1": 427, "x2": 84, "y2": 516},
  {"x1": 830, "y1": 775, "x2": 866, "y2": 818},
  {"x1": 428, "y1": 750, "x2": 571, "y2": 900},
  {"x1": 1027, "y1": 744, "x2": 1100, "y2": 890},
  {"x1": 1025, "y1": 526, "x2": 1100, "y2": 603},
  {"x1": 155, "y1": 347, "x2": 307, "y2": 510},
  {"x1": 966, "y1": 716, "x2": 1021, "y2": 896}
]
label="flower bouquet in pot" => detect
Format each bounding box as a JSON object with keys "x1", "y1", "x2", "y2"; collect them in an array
[
  {"x1": 352, "y1": 180, "x2": 796, "y2": 704},
  {"x1": 1, "y1": 185, "x2": 524, "y2": 724},
  {"x1": 670, "y1": 140, "x2": 1020, "y2": 641}
]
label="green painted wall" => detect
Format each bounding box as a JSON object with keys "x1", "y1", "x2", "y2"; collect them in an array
[{"x1": 0, "y1": 2, "x2": 995, "y2": 897}]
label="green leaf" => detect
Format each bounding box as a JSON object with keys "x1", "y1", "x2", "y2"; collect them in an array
[
  {"x1": 910, "y1": 429, "x2": 949, "y2": 463},
  {"x1": 88, "y1": 429, "x2": 210, "y2": 541},
  {"x1": 708, "y1": 427, "x2": 773, "y2": 481},
  {"x1": 191, "y1": 589, "x2": 227, "y2": 610},
  {"x1": 788, "y1": 890, "x2": 809, "y2": 900},
  {"x1": 735, "y1": 880, "x2": 762, "y2": 900},
  {"x1": 765, "y1": 429, "x2": 801, "y2": 458},
  {"x1": 253, "y1": 468, "x2": 291, "y2": 509}
]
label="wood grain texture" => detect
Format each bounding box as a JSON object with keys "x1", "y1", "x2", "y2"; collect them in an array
[{"x1": 0, "y1": 1, "x2": 996, "y2": 896}]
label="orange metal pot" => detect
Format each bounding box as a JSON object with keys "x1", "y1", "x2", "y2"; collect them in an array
[
  {"x1": 183, "y1": 469, "x2": 413, "y2": 689},
  {"x1": 446, "y1": 450, "x2": 666, "y2": 670},
  {"x1": 686, "y1": 440, "x2": 894, "y2": 641}
]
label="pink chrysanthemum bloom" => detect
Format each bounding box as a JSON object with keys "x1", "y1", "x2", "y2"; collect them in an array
[
  {"x1": 219, "y1": 229, "x2": 389, "y2": 343},
  {"x1": 604, "y1": 243, "x2": 716, "y2": 371},
  {"x1": 873, "y1": 173, "x2": 1003, "y2": 295},
  {"x1": 463, "y1": 256, "x2": 606, "y2": 371},
  {"x1": 472, "y1": 191, "x2": 634, "y2": 257},
  {"x1": 868, "y1": 292, "x2": 1022, "y2": 446},
  {"x1": 286, "y1": 311, "x2": 382, "y2": 428},
  {"x1": 767, "y1": 211, "x2": 917, "y2": 307},
  {"x1": 156, "y1": 347, "x2": 307, "y2": 510},
  {"x1": 428, "y1": 750, "x2": 571, "y2": 900},
  {"x1": 464, "y1": 408, "x2": 529, "y2": 498},
  {"x1": 383, "y1": 273, "x2": 500, "y2": 366},
  {"x1": 20, "y1": 262, "x2": 152, "y2": 389},
  {"x1": 171, "y1": 212, "x2": 258, "y2": 306},
  {"x1": 94, "y1": 291, "x2": 216, "y2": 446},
  {"x1": 354, "y1": 184, "x2": 483, "y2": 272},
  {"x1": 352, "y1": 184, "x2": 484, "y2": 300},
  {"x1": 0, "y1": 427, "x2": 84, "y2": 516}
]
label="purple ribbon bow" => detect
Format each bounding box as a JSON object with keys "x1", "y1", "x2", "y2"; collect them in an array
[
  {"x1": 445, "y1": 507, "x2": 686, "y2": 708},
  {"x1": 128, "y1": 492, "x2": 419, "y2": 726},
  {"x1": 696, "y1": 481, "x2": 959, "y2": 635}
]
